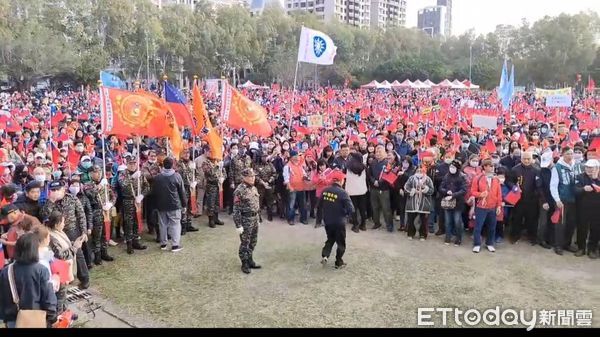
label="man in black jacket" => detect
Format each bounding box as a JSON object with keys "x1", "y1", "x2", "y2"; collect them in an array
[
  {"x1": 332, "y1": 143, "x2": 350, "y2": 172},
  {"x1": 510, "y1": 151, "x2": 541, "y2": 245},
  {"x1": 367, "y1": 145, "x2": 393, "y2": 231},
  {"x1": 13, "y1": 181, "x2": 42, "y2": 221},
  {"x1": 319, "y1": 170, "x2": 355, "y2": 269},
  {"x1": 536, "y1": 151, "x2": 555, "y2": 249},
  {"x1": 153, "y1": 157, "x2": 187, "y2": 252},
  {"x1": 573, "y1": 159, "x2": 600, "y2": 258}
]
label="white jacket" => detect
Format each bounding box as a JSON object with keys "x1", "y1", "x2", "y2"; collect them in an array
[{"x1": 345, "y1": 170, "x2": 368, "y2": 196}]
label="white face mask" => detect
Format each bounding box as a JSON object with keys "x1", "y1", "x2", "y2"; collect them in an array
[
  {"x1": 498, "y1": 177, "x2": 506, "y2": 184},
  {"x1": 34, "y1": 174, "x2": 46, "y2": 183},
  {"x1": 449, "y1": 167, "x2": 457, "y2": 174},
  {"x1": 470, "y1": 161, "x2": 479, "y2": 168},
  {"x1": 502, "y1": 148, "x2": 509, "y2": 155},
  {"x1": 444, "y1": 158, "x2": 453, "y2": 164},
  {"x1": 230, "y1": 149, "x2": 239, "y2": 157},
  {"x1": 574, "y1": 153, "x2": 583, "y2": 161},
  {"x1": 69, "y1": 185, "x2": 80, "y2": 195},
  {"x1": 148, "y1": 159, "x2": 157, "y2": 164}
]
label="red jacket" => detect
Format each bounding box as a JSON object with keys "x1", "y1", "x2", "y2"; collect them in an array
[{"x1": 470, "y1": 174, "x2": 502, "y2": 210}]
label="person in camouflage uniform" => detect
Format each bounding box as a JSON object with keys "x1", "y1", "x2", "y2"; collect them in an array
[
  {"x1": 84, "y1": 164, "x2": 115, "y2": 265},
  {"x1": 233, "y1": 168, "x2": 261, "y2": 274},
  {"x1": 118, "y1": 154, "x2": 150, "y2": 254},
  {"x1": 228, "y1": 144, "x2": 252, "y2": 214},
  {"x1": 203, "y1": 154, "x2": 225, "y2": 228},
  {"x1": 40, "y1": 180, "x2": 90, "y2": 289},
  {"x1": 177, "y1": 148, "x2": 198, "y2": 235},
  {"x1": 142, "y1": 149, "x2": 161, "y2": 241},
  {"x1": 69, "y1": 174, "x2": 94, "y2": 270},
  {"x1": 253, "y1": 152, "x2": 278, "y2": 222}
]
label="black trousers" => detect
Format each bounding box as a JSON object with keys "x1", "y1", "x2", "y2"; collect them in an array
[
  {"x1": 350, "y1": 194, "x2": 368, "y2": 227},
  {"x1": 588, "y1": 221, "x2": 600, "y2": 252},
  {"x1": 577, "y1": 215, "x2": 593, "y2": 251},
  {"x1": 75, "y1": 248, "x2": 90, "y2": 284},
  {"x1": 307, "y1": 190, "x2": 318, "y2": 217},
  {"x1": 144, "y1": 194, "x2": 159, "y2": 232},
  {"x1": 365, "y1": 190, "x2": 373, "y2": 219},
  {"x1": 81, "y1": 241, "x2": 92, "y2": 266},
  {"x1": 322, "y1": 224, "x2": 346, "y2": 265},
  {"x1": 510, "y1": 199, "x2": 539, "y2": 242},
  {"x1": 407, "y1": 212, "x2": 429, "y2": 238},
  {"x1": 555, "y1": 203, "x2": 577, "y2": 249}
]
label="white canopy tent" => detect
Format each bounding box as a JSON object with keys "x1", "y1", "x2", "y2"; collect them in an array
[
  {"x1": 376, "y1": 80, "x2": 392, "y2": 89},
  {"x1": 451, "y1": 79, "x2": 468, "y2": 89},
  {"x1": 412, "y1": 80, "x2": 431, "y2": 89},
  {"x1": 462, "y1": 80, "x2": 480, "y2": 89},
  {"x1": 239, "y1": 80, "x2": 268, "y2": 89},
  {"x1": 361, "y1": 80, "x2": 380, "y2": 89},
  {"x1": 423, "y1": 79, "x2": 437, "y2": 87},
  {"x1": 437, "y1": 79, "x2": 454, "y2": 88}
]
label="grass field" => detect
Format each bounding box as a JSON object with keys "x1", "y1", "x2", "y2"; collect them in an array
[{"x1": 90, "y1": 215, "x2": 599, "y2": 328}]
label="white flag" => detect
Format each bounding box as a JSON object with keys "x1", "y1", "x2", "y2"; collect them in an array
[{"x1": 297, "y1": 26, "x2": 337, "y2": 65}]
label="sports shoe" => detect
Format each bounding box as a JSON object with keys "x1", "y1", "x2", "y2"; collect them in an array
[
  {"x1": 334, "y1": 262, "x2": 347, "y2": 269},
  {"x1": 321, "y1": 257, "x2": 328, "y2": 266},
  {"x1": 108, "y1": 239, "x2": 118, "y2": 247},
  {"x1": 487, "y1": 246, "x2": 496, "y2": 253},
  {"x1": 419, "y1": 236, "x2": 426, "y2": 241},
  {"x1": 444, "y1": 238, "x2": 451, "y2": 245},
  {"x1": 395, "y1": 215, "x2": 400, "y2": 221},
  {"x1": 408, "y1": 236, "x2": 413, "y2": 240},
  {"x1": 160, "y1": 245, "x2": 168, "y2": 251},
  {"x1": 454, "y1": 240, "x2": 461, "y2": 247},
  {"x1": 472, "y1": 246, "x2": 481, "y2": 253},
  {"x1": 171, "y1": 246, "x2": 183, "y2": 252}
]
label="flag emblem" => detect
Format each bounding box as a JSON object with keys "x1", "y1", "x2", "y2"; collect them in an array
[
  {"x1": 115, "y1": 94, "x2": 158, "y2": 128},
  {"x1": 313, "y1": 36, "x2": 327, "y2": 57}
]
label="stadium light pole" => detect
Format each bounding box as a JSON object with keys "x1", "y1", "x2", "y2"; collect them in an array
[{"x1": 469, "y1": 44, "x2": 473, "y2": 83}]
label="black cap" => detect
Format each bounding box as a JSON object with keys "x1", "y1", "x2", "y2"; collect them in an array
[
  {"x1": 48, "y1": 180, "x2": 66, "y2": 190},
  {"x1": 0, "y1": 204, "x2": 19, "y2": 218},
  {"x1": 241, "y1": 168, "x2": 255, "y2": 177},
  {"x1": 25, "y1": 180, "x2": 43, "y2": 192}
]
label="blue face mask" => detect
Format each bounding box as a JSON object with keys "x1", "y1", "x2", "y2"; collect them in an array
[{"x1": 82, "y1": 161, "x2": 92, "y2": 169}]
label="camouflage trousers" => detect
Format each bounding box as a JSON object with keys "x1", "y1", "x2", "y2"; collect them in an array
[
  {"x1": 122, "y1": 199, "x2": 140, "y2": 242},
  {"x1": 181, "y1": 187, "x2": 192, "y2": 227},
  {"x1": 257, "y1": 185, "x2": 275, "y2": 211},
  {"x1": 238, "y1": 218, "x2": 259, "y2": 264},
  {"x1": 205, "y1": 183, "x2": 220, "y2": 216},
  {"x1": 91, "y1": 210, "x2": 107, "y2": 254}
]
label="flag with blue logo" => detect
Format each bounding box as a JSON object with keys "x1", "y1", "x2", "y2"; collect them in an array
[
  {"x1": 497, "y1": 60, "x2": 508, "y2": 97},
  {"x1": 100, "y1": 71, "x2": 126, "y2": 89},
  {"x1": 297, "y1": 26, "x2": 337, "y2": 65}
]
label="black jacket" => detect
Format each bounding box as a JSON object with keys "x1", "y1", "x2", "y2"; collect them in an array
[
  {"x1": 538, "y1": 167, "x2": 554, "y2": 207},
  {"x1": 13, "y1": 194, "x2": 41, "y2": 221},
  {"x1": 511, "y1": 164, "x2": 540, "y2": 202},
  {"x1": 500, "y1": 155, "x2": 519, "y2": 170},
  {"x1": 574, "y1": 173, "x2": 600, "y2": 218},
  {"x1": 367, "y1": 158, "x2": 389, "y2": 190},
  {"x1": 0, "y1": 262, "x2": 57, "y2": 325},
  {"x1": 318, "y1": 183, "x2": 355, "y2": 226},
  {"x1": 332, "y1": 155, "x2": 350, "y2": 172},
  {"x1": 152, "y1": 169, "x2": 187, "y2": 212},
  {"x1": 439, "y1": 172, "x2": 468, "y2": 211}
]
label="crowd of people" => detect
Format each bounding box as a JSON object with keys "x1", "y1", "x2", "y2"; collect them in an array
[{"x1": 0, "y1": 85, "x2": 598, "y2": 327}]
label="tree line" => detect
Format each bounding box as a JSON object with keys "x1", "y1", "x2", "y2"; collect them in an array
[{"x1": 0, "y1": 0, "x2": 599, "y2": 90}]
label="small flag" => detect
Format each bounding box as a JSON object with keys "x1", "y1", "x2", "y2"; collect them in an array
[{"x1": 297, "y1": 27, "x2": 337, "y2": 65}]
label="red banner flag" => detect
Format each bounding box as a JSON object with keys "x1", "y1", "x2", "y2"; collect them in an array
[{"x1": 220, "y1": 83, "x2": 272, "y2": 137}]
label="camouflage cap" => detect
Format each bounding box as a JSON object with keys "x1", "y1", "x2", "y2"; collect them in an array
[{"x1": 241, "y1": 168, "x2": 255, "y2": 177}]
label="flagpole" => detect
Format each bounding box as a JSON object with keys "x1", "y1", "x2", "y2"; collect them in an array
[
  {"x1": 287, "y1": 61, "x2": 300, "y2": 129},
  {"x1": 98, "y1": 80, "x2": 109, "y2": 205}
]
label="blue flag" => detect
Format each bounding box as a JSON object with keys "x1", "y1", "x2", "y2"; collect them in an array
[{"x1": 100, "y1": 71, "x2": 126, "y2": 89}]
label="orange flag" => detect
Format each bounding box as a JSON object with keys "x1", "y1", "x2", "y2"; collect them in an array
[
  {"x1": 192, "y1": 81, "x2": 223, "y2": 160},
  {"x1": 220, "y1": 82, "x2": 272, "y2": 137},
  {"x1": 192, "y1": 82, "x2": 208, "y2": 135},
  {"x1": 100, "y1": 86, "x2": 183, "y2": 159}
]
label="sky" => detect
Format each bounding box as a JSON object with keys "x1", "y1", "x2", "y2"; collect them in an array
[{"x1": 406, "y1": 0, "x2": 600, "y2": 35}]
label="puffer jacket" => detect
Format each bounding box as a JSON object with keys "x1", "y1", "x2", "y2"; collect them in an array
[
  {"x1": 404, "y1": 174, "x2": 434, "y2": 213},
  {"x1": 439, "y1": 172, "x2": 468, "y2": 211}
]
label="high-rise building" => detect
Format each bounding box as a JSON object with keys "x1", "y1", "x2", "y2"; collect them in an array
[
  {"x1": 436, "y1": 0, "x2": 452, "y2": 36},
  {"x1": 250, "y1": 0, "x2": 283, "y2": 15},
  {"x1": 152, "y1": 0, "x2": 197, "y2": 10},
  {"x1": 284, "y1": 0, "x2": 404, "y2": 29},
  {"x1": 417, "y1": 5, "x2": 447, "y2": 37}
]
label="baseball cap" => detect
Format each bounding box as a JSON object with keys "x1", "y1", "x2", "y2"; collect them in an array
[
  {"x1": 330, "y1": 169, "x2": 346, "y2": 182},
  {"x1": 25, "y1": 180, "x2": 42, "y2": 192},
  {"x1": 241, "y1": 168, "x2": 255, "y2": 177},
  {"x1": 0, "y1": 204, "x2": 19, "y2": 218},
  {"x1": 80, "y1": 155, "x2": 91, "y2": 162},
  {"x1": 48, "y1": 180, "x2": 66, "y2": 190},
  {"x1": 584, "y1": 159, "x2": 599, "y2": 168}
]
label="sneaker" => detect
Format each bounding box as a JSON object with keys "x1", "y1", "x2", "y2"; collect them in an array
[
  {"x1": 588, "y1": 251, "x2": 599, "y2": 259},
  {"x1": 454, "y1": 240, "x2": 461, "y2": 247},
  {"x1": 444, "y1": 238, "x2": 451, "y2": 245},
  {"x1": 395, "y1": 215, "x2": 401, "y2": 221},
  {"x1": 334, "y1": 262, "x2": 347, "y2": 269},
  {"x1": 419, "y1": 237, "x2": 426, "y2": 242},
  {"x1": 408, "y1": 236, "x2": 414, "y2": 240},
  {"x1": 487, "y1": 246, "x2": 496, "y2": 253},
  {"x1": 160, "y1": 245, "x2": 168, "y2": 251},
  {"x1": 108, "y1": 239, "x2": 118, "y2": 247},
  {"x1": 472, "y1": 246, "x2": 481, "y2": 253},
  {"x1": 321, "y1": 257, "x2": 328, "y2": 266},
  {"x1": 574, "y1": 250, "x2": 586, "y2": 257},
  {"x1": 171, "y1": 246, "x2": 183, "y2": 252}
]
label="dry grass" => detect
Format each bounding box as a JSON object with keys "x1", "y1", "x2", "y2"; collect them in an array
[{"x1": 90, "y1": 215, "x2": 600, "y2": 328}]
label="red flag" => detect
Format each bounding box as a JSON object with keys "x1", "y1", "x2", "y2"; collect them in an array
[
  {"x1": 588, "y1": 75, "x2": 596, "y2": 93},
  {"x1": 67, "y1": 148, "x2": 80, "y2": 171},
  {"x1": 484, "y1": 139, "x2": 496, "y2": 154},
  {"x1": 505, "y1": 185, "x2": 522, "y2": 205},
  {"x1": 568, "y1": 129, "x2": 581, "y2": 144},
  {"x1": 193, "y1": 82, "x2": 223, "y2": 160},
  {"x1": 220, "y1": 83, "x2": 272, "y2": 137}
]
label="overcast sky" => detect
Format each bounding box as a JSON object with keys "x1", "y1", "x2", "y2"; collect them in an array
[{"x1": 406, "y1": 0, "x2": 599, "y2": 35}]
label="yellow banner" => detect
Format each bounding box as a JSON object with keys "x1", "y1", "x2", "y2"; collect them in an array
[{"x1": 535, "y1": 87, "x2": 572, "y2": 99}]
